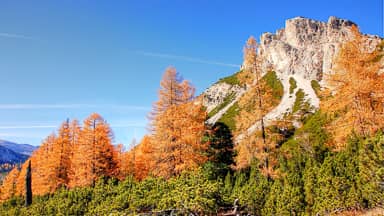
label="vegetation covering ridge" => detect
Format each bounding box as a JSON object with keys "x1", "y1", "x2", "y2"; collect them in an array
[
  {"x1": 215, "y1": 70, "x2": 242, "y2": 86},
  {"x1": 0, "y1": 112, "x2": 383, "y2": 215}
]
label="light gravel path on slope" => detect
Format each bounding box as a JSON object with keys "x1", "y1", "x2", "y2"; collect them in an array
[{"x1": 237, "y1": 73, "x2": 320, "y2": 142}]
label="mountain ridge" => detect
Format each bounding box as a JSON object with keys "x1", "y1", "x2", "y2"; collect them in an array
[
  {"x1": 0, "y1": 140, "x2": 36, "y2": 156},
  {"x1": 0, "y1": 146, "x2": 28, "y2": 164},
  {"x1": 202, "y1": 16, "x2": 382, "y2": 139},
  {"x1": 0, "y1": 140, "x2": 36, "y2": 165}
]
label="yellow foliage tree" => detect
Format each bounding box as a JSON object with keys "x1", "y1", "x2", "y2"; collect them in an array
[
  {"x1": 322, "y1": 26, "x2": 384, "y2": 149},
  {"x1": 150, "y1": 67, "x2": 194, "y2": 117},
  {"x1": 0, "y1": 167, "x2": 20, "y2": 201},
  {"x1": 235, "y1": 36, "x2": 280, "y2": 175},
  {"x1": 153, "y1": 101, "x2": 208, "y2": 178},
  {"x1": 133, "y1": 136, "x2": 156, "y2": 180},
  {"x1": 29, "y1": 134, "x2": 57, "y2": 195},
  {"x1": 48, "y1": 120, "x2": 73, "y2": 190},
  {"x1": 70, "y1": 113, "x2": 118, "y2": 187},
  {"x1": 239, "y1": 36, "x2": 259, "y2": 85},
  {"x1": 235, "y1": 121, "x2": 287, "y2": 179}
]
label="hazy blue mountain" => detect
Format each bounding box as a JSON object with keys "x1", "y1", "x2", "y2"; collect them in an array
[
  {"x1": 0, "y1": 145, "x2": 29, "y2": 164},
  {"x1": 0, "y1": 140, "x2": 37, "y2": 156},
  {"x1": 0, "y1": 140, "x2": 37, "y2": 166}
]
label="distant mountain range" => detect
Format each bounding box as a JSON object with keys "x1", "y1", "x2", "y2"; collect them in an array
[{"x1": 0, "y1": 140, "x2": 37, "y2": 164}]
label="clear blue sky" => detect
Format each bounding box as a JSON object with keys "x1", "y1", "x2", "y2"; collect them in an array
[{"x1": 0, "y1": 0, "x2": 382, "y2": 147}]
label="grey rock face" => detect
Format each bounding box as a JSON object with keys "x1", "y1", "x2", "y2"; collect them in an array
[
  {"x1": 202, "y1": 82, "x2": 244, "y2": 113},
  {"x1": 203, "y1": 16, "x2": 382, "y2": 127},
  {"x1": 260, "y1": 16, "x2": 351, "y2": 81},
  {"x1": 258, "y1": 16, "x2": 380, "y2": 81}
]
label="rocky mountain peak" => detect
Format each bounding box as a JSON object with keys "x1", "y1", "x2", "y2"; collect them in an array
[
  {"x1": 327, "y1": 16, "x2": 356, "y2": 30},
  {"x1": 258, "y1": 16, "x2": 361, "y2": 81},
  {"x1": 203, "y1": 16, "x2": 382, "y2": 133}
]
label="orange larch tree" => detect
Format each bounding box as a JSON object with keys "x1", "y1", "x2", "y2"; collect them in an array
[
  {"x1": 133, "y1": 135, "x2": 156, "y2": 180},
  {"x1": 28, "y1": 134, "x2": 57, "y2": 195},
  {"x1": 235, "y1": 121, "x2": 288, "y2": 180},
  {"x1": 120, "y1": 138, "x2": 137, "y2": 178},
  {"x1": 0, "y1": 166, "x2": 20, "y2": 201},
  {"x1": 67, "y1": 119, "x2": 81, "y2": 183},
  {"x1": 49, "y1": 120, "x2": 73, "y2": 190},
  {"x1": 115, "y1": 143, "x2": 127, "y2": 180},
  {"x1": 322, "y1": 25, "x2": 384, "y2": 149},
  {"x1": 153, "y1": 101, "x2": 208, "y2": 178},
  {"x1": 235, "y1": 79, "x2": 276, "y2": 172},
  {"x1": 69, "y1": 113, "x2": 118, "y2": 188},
  {"x1": 149, "y1": 67, "x2": 195, "y2": 130},
  {"x1": 239, "y1": 36, "x2": 258, "y2": 85},
  {"x1": 119, "y1": 135, "x2": 156, "y2": 180},
  {"x1": 146, "y1": 67, "x2": 206, "y2": 178},
  {"x1": 150, "y1": 66, "x2": 184, "y2": 118},
  {"x1": 235, "y1": 36, "x2": 276, "y2": 174},
  {"x1": 180, "y1": 80, "x2": 195, "y2": 102}
]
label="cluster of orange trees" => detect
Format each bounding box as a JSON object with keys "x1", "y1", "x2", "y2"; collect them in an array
[
  {"x1": 0, "y1": 114, "x2": 119, "y2": 200},
  {"x1": 0, "y1": 66, "x2": 211, "y2": 201},
  {"x1": 121, "y1": 66, "x2": 210, "y2": 180}
]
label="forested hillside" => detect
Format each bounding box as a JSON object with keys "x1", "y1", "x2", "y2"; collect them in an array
[{"x1": 0, "y1": 18, "x2": 383, "y2": 215}]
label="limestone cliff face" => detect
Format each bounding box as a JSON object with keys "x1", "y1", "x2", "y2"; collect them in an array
[
  {"x1": 260, "y1": 17, "x2": 342, "y2": 80},
  {"x1": 257, "y1": 16, "x2": 380, "y2": 81},
  {"x1": 203, "y1": 16, "x2": 382, "y2": 129}
]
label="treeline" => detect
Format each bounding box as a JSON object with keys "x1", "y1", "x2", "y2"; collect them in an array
[
  {"x1": 0, "y1": 112, "x2": 383, "y2": 215},
  {"x1": 0, "y1": 66, "x2": 227, "y2": 201}
]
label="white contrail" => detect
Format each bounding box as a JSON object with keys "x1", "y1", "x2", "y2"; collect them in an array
[
  {"x1": 0, "y1": 104, "x2": 150, "y2": 110},
  {"x1": 0, "y1": 132, "x2": 48, "y2": 139},
  {"x1": 0, "y1": 104, "x2": 82, "y2": 109},
  {"x1": 138, "y1": 51, "x2": 240, "y2": 68},
  {"x1": 0, "y1": 125, "x2": 57, "y2": 129},
  {"x1": 0, "y1": 121, "x2": 146, "y2": 130},
  {"x1": 0, "y1": 32, "x2": 34, "y2": 40}
]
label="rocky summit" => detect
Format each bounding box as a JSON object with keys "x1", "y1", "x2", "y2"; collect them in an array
[
  {"x1": 203, "y1": 16, "x2": 382, "y2": 136},
  {"x1": 257, "y1": 16, "x2": 379, "y2": 81}
]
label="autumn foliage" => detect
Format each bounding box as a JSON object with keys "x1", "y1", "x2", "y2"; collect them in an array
[
  {"x1": 152, "y1": 101, "x2": 208, "y2": 178},
  {"x1": 0, "y1": 113, "x2": 119, "y2": 200},
  {"x1": 69, "y1": 113, "x2": 118, "y2": 187},
  {"x1": 149, "y1": 66, "x2": 194, "y2": 122},
  {"x1": 234, "y1": 36, "x2": 284, "y2": 179},
  {"x1": 239, "y1": 36, "x2": 258, "y2": 85},
  {"x1": 118, "y1": 67, "x2": 209, "y2": 179},
  {"x1": 0, "y1": 167, "x2": 19, "y2": 200},
  {"x1": 322, "y1": 26, "x2": 384, "y2": 150},
  {"x1": 150, "y1": 68, "x2": 208, "y2": 178},
  {"x1": 0, "y1": 65, "x2": 211, "y2": 202},
  {"x1": 1, "y1": 22, "x2": 384, "y2": 215}
]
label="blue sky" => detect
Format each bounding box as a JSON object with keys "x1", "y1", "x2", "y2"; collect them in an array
[{"x1": 0, "y1": 0, "x2": 382, "y2": 147}]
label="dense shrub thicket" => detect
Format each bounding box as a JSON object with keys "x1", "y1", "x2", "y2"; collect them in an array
[{"x1": 1, "y1": 112, "x2": 383, "y2": 215}]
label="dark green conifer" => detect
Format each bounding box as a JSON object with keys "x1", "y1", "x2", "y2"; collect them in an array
[{"x1": 25, "y1": 160, "x2": 32, "y2": 207}]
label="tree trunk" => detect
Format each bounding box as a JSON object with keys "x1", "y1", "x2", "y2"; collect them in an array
[{"x1": 25, "y1": 160, "x2": 32, "y2": 206}]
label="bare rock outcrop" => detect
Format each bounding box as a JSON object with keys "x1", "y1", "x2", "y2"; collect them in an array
[
  {"x1": 202, "y1": 82, "x2": 242, "y2": 113},
  {"x1": 203, "y1": 16, "x2": 382, "y2": 130}
]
